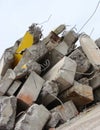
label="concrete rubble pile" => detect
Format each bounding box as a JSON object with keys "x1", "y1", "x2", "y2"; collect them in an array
[{"x1": 0, "y1": 23, "x2": 100, "y2": 130}]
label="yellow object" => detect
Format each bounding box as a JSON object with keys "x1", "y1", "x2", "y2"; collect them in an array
[
  {"x1": 14, "y1": 31, "x2": 34, "y2": 67},
  {"x1": 21, "y1": 64, "x2": 27, "y2": 69}
]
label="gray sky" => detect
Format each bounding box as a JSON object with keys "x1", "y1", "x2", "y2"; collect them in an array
[{"x1": 0, "y1": 0, "x2": 100, "y2": 57}]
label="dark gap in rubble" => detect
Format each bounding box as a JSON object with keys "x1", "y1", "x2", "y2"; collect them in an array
[{"x1": 16, "y1": 99, "x2": 29, "y2": 116}]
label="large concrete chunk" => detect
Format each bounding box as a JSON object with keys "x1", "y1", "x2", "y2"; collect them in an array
[
  {"x1": 47, "y1": 101, "x2": 78, "y2": 128},
  {"x1": 17, "y1": 71, "x2": 45, "y2": 105},
  {"x1": 80, "y1": 34, "x2": 100, "y2": 70},
  {"x1": 59, "y1": 81, "x2": 94, "y2": 107},
  {"x1": 69, "y1": 49, "x2": 90, "y2": 79},
  {"x1": 14, "y1": 104, "x2": 50, "y2": 130},
  {"x1": 40, "y1": 80, "x2": 59, "y2": 106},
  {"x1": 14, "y1": 41, "x2": 48, "y2": 71},
  {"x1": 0, "y1": 96, "x2": 17, "y2": 130},
  {"x1": 43, "y1": 56, "x2": 77, "y2": 92},
  {"x1": 0, "y1": 69, "x2": 15, "y2": 96},
  {"x1": 56, "y1": 103, "x2": 100, "y2": 130},
  {"x1": 0, "y1": 47, "x2": 14, "y2": 78}
]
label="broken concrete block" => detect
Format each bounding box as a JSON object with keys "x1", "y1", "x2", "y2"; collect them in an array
[
  {"x1": 14, "y1": 41, "x2": 48, "y2": 70},
  {"x1": 7, "y1": 80, "x2": 22, "y2": 96},
  {"x1": 47, "y1": 101, "x2": 78, "y2": 128},
  {"x1": 56, "y1": 103, "x2": 100, "y2": 130},
  {"x1": 40, "y1": 80, "x2": 59, "y2": 106},
  {"x1": 89, "y1": 72, "x2": 100, "y2": 89},
  {"x1": 14, "y1": 61, "x2": 41, "y2": 79},
  {"x1": 0, "y1": 47, "x2": 14, "y2": 77},
  {"x1": 43, "y1": 56, "x2": 77, "y2": 92},
  {"x1": 0, "y1": 69, "x2": 16, "y2": 95},
  {"x1": 39, "y1": 49, "x2": 63, "y2": 75},
  {"x1": 59, "y1": 81, "x2": 94, "y2": 107},
  {"x1": 63, "y1": 30, "x2": 78, "y2": 47},
  {"x1": 69, "y1": 49, "x2": 90, "y2": 79},
  {"x1": 79, "y1": 34, "x2": 100, "y2": 70},
  {"x1": 17, "y1": 71, "x2": 45, "y2": 105},
  {"x1": 0, "y1": 96, "x2": 17, "y2": 130},
  {"x1": 51, "y1": 100, "x2": 78, "y2": 121},
  {"x1": 14, "y1": 104, "x2": 50, "y2": 130},
  {"x1": 55, "y1": 41, "x2": 69, "y2": 55}
]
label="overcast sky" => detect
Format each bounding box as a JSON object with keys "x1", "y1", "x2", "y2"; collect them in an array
[{"x1": 0, "y1": 0, "x2": 100, "y2": 57}]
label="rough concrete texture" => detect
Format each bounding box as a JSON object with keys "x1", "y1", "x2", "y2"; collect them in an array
[
  {"x1": 17, "y1": 71, "x2": 45, "y2": 105},
  {"x1": 14, "y1": 104, "x2": 50, "y2": 130},
  {"x1": 59, "y1": 81, "x2": 94, "y2": 107},
  {"x1": 56, "y1": 103, "x2": 100, "y2": 130},
  {"x1": 41, "y1": 49, "x2": 63, "y2": 72},
  {"x1": 51, "y1": 100, "x2": 78, "y2": 121},
  {"x1": 80, "y1": 34, "x2": 100, "y2": 70},
  {"x1": 69, "y1": 49, "x2": 90, "y2": 79},
  {"x1": 14, "y1": 41, "x2": 48, "y2": 70},
  {"x1": 89, "y1": 72, "x2": 100, "y2": 89},
  {"x1": 14, "y1": 61, "x2": 41, "y2": 79},
  {"x1": 0, "y1": 69, "x2": 16, "y2": 96},
  {"x1": 43, "y1": 56, "x2": 77, "y2": 92},
  {"x1": 7, "y1": 80, "x2": 22, "y2": 96},
  {"x1": 0, "y1": 47, "x2": 14, "y2": 78},
  {"x1": 55, "y1": 41, "x2": 69, "y2": 55},
  {"x1": 40, "y1": 80, "x2": 59, "y2": 106},
  {"x1": 63, "y1": 30, "x2": 78, "y2": 46},
  {"x1": 47, "y1": 101, "x2": 78, "y2": 128},
  {"x1": 0, "y1": 96, "x2": 17, "y2": 130}
]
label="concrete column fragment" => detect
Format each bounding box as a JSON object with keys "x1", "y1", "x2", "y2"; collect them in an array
[
  {"x1": 59, "y1": 81, "x2": 94, "y2": 107},
  {"x1": 17, "y1": 71, "x2": 45, "y2": 105},
  {"x1": 14, "y1": 104, "x2": 50, "y2": 130},
  {"x1": 43, "y1": 56, "x2": 77, "y2": 92},
  {"x1": 0, "y1": 96, "x2": 17, "y2": 130},
  {"x1": 80, "y1": 34, "x2": 100, "y2": 70}
]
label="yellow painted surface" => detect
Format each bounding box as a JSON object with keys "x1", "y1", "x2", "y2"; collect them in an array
[{"x1": 14, "y1": 31, "x2": 34, "y2": 67}]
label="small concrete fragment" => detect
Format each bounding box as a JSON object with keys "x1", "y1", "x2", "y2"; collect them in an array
[
  {"x1": 43, "y1": 56, "x2": 77, "y2": 92},
  {"x1": 0, "y1": 69, "x2": 15, "y2": 96},
  {"x1": 80, "y1": 34, "x2": 100, "y2": 70},
  {"x1": 69, "y1": 49, "x2": 90, "y2": 79},
  {"x1": 0, "y1": 96, "x2": 17, "y2": 130},
  {"x1": 7, "y1": 80, "x2": 22, "y2": 96},
  {"x1": 14, "y1": 104, "x2": 50, "y2": 130},
  {"x1": 17, "y1": 71, "x2": 45, "y2": 105},
  {"x1": 40, "y1": 80, "x2": 59, "y2": 106},
  {"x1": 47, "y1": 101, "x2": 78, "y2": 128},
  {"x1": 59, "y1": 81, "x2": 94, "y2": 107}
]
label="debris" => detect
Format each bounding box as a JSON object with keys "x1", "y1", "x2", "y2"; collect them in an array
[
  {"x1": 17, "y1": 71, "x2": 45, "y2": 106},
  {"x1": 0, "y1": 96, "x2": 17, "y2": 130},
  {"x1": 43, "y1": 56, "x2": 77, "y2": 92},
  {"x1": 14, "y1": 104, "x2": 50, "y2": 130},
  {"x1": 0, "y1": 23, "x2": 100, "y2": 129}
]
